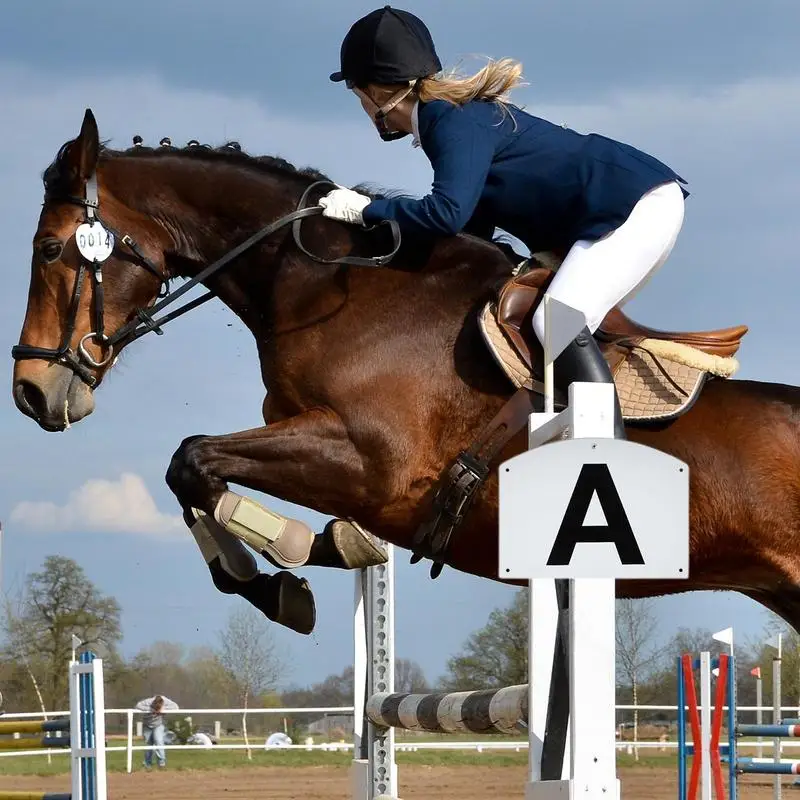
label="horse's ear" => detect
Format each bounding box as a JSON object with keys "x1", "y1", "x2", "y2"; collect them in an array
[{"x1": 65, "y1": 108, "x2": 100, "y2": 181}]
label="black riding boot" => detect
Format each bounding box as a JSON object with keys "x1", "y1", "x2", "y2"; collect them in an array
[{"x1": 553, "y1": 326, "x2": 626, "y2": 439}]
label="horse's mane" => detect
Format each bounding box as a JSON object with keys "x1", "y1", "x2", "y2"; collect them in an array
[
  {"x1": 42, "y1": 135, "x2": 522, "y2": 260},
  {"x1": 98, "y1": 138, "x2": 334, "y2": 185}
]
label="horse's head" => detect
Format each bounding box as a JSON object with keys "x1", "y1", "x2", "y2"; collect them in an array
[{"x1": 12, "y1": 109, "x2": 170, "y2": 431}]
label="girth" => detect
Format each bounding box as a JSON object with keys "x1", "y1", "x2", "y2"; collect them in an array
[{"x1": 410, "y1": 385, "x2": 537, "y2": 578}]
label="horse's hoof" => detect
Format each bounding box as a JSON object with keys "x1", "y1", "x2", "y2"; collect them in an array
[
  {"x1": 207, "y1": 562, "x2": 316, "y2": 635},
  {"x1": 322, "y1": 519, "x2": 388, "y2": 569},
  {"x1": 267, "y1": 571, "x2": 316, "y2": 635}
]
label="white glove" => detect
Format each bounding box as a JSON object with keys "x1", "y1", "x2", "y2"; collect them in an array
[{"x1": 319, "y1": 187, "x2": 371, "y2": 225}]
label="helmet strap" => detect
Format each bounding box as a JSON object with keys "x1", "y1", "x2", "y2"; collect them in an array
[{"x1": 373, "y1": 83, "x2": 416, "y2": 141}]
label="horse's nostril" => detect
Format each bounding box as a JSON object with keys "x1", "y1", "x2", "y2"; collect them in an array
[{"x1": 14, "y1": 379, "x2": 48, "y2": 420}]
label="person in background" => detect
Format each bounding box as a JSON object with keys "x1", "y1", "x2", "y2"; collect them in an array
[{"x1": 135, "y1": 694, "x2": 173, "y2": 769}]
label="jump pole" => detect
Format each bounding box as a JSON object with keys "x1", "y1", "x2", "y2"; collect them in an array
[{"x1": 499, "y1": 297, "x2": 691, "y2": 800}]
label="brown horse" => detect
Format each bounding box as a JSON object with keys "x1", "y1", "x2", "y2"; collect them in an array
[{"x1": 12, "y1": 109, "x2": 800, "y2": 640}]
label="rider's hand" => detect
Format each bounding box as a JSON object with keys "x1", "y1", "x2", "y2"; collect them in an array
[{"x1": 319, "y1": 187, "x2": 371, "y2": 225}]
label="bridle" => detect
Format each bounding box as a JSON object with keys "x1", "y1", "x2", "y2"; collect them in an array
[{"x1": 11, "y1": 176, "x2": 401, "y2": 388}]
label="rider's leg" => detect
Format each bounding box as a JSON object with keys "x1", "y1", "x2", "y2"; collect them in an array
[{"x1": 531, "y1": 180, "x2": 685, "y2": 437}]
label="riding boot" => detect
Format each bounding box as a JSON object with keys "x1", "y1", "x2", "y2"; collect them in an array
[{"x1": 553, "y1": 326, "x2": 626, "y2": 439}]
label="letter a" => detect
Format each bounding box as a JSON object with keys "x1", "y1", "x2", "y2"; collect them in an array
[{"x1": 547, "y1": 463, "x2": 644, "y2": 566}]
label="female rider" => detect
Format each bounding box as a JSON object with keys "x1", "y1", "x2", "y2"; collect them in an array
[{"x1": 320, "y1": 6, "x2": 688, "y2": 438}]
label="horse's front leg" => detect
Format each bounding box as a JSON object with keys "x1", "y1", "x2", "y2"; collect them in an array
[{"x1": 165, "y1": 408, "x2": 387, "y2": 635}]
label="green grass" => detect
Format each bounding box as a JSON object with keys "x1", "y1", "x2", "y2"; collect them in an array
[{"x1": 0, "y1": 736, "x2": 682, "y2": 776}]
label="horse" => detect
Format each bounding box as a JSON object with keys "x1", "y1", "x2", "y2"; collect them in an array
[{"x1": 12, "y1": 109, "x2": 800, "y2": 642}]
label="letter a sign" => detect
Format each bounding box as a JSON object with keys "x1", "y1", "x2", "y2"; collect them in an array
[
  {"x1": 547, "y1": 463, "x2": 644, "y2": 567},
  {"x1": 498, "y1": 439, "x2": 689, "y2": 580}
]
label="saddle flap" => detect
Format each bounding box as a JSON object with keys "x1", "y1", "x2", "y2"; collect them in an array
[
  {"x1": 495, "y1": 268, "x2": 554, "y2": 370},
  {"x1": 597, "y1": 307, "x2": 748, "y2": 358}
]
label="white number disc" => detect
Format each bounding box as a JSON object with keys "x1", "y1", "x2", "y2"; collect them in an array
[{"x1": 75, "y1": 222, "x2": 115, "y2": 262}]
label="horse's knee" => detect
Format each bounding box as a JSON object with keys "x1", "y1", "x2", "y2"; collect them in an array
[{"x1": 165, "y1": 434, "x2": 213, "y2": 498}]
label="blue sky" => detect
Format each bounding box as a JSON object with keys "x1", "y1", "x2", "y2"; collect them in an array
[{"x1": 2, "y1": 1, "x2": 799, "y2": 691}]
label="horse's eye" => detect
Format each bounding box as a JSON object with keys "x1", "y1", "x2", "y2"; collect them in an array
[{"x1": 40, "y1": 240, "x2": 63, "y2": 263}]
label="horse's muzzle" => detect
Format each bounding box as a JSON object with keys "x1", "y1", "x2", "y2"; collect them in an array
[{"x1": 12, "y1": 361, "x2": 95, "y2": 431}]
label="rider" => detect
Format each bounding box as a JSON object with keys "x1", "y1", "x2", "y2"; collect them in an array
[{"x1": 320, "y1": 5, "x2": 688, "y2": 438}]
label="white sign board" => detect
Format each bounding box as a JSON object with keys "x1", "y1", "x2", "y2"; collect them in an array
[{"x1": 498, "y1": 438, "x2": 689, "y2": 579}]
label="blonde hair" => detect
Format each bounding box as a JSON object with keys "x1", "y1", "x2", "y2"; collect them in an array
[{"x1": 416, "y1": 57, "x2": 524, "y2": 107}]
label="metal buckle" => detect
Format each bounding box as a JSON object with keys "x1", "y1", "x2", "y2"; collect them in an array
[{"x1": 78, "y1": 332, "x2": 114, "y2": 368}]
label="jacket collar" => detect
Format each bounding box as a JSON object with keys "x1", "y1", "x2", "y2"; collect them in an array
[{"x1": 411, "y1": 100, "x2": 421, "y2": 148}]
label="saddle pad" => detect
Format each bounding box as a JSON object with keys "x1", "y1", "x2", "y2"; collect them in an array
[{"x1": 479, "y1": 303, "x2": 711, "y2": 423}]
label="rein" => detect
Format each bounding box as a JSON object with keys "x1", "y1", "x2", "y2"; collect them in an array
[{"x1": 11, "y1": 179, "x2": 401, "y2": 387}]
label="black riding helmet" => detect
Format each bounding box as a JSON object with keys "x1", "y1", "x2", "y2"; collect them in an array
[{"x1": 330, "y1": 6, "x2": 442, "y2": 89}]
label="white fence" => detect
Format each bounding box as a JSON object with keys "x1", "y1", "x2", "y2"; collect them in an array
[{"x1": 0, "y1": 702, "x2": 797, "y2": 773}]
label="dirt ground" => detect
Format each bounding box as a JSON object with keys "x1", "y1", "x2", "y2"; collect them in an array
[{"x1": 0, "y1": 765, "x2": 791, "y2": 799}]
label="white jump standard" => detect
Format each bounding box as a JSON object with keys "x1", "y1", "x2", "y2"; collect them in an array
[
  {"x1": 498, "y1": 297, "x2": 690, "y2": 800},
  {"x1": 353, "y1": 297, "x2": 691, "y2": 800}
]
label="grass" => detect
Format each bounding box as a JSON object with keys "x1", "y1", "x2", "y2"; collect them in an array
[{"x1": 0, "y1": 736, "x2": 681, "y2": 776}]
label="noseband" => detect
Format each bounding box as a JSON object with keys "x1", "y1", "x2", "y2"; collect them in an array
[{"x1": 11, "y1": 177, "x2": 400, "y2": 388}]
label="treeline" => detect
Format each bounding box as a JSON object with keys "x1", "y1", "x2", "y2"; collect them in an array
[{"x1": 0, "y1": 556, "x2": 795, "y2": 740}]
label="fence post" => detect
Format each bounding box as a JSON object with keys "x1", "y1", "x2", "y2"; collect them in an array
[{"x1": 127, "y1": 709, "x2": 134, "y2": 773}]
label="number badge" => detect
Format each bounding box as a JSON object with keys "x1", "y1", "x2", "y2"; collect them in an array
[{"x1": 75, "y1": 222, "x2": 115, "y2": 262}]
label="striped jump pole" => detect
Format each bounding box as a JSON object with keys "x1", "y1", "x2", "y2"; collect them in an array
[
  {"x1": 735, "y1": 759, "x2": 800, "y2": 776},
  {"x1": 0, "y1": 736, "x2": 71, "y2": 752},
  {"x1": 366, "y1": 685, "x2": 527, "y2": 735},
  {"x1": 0, "y1": 720, "x2": 69, "y2": 735},
  {"x1": 738, "y1": 725, "x2": 800, "y2": 738}
]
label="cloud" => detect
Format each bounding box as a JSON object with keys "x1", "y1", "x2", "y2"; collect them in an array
[
  {"x1": 10, "y1": 473, "x2": 184, "y2": 537},
  {"x1": 1, "y1": 0, "x2": 797, "y2": 112}
]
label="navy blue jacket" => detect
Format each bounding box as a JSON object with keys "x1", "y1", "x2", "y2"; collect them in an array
[{"x1": 362, "y1": 99, "x2": 688, "y2": 254}]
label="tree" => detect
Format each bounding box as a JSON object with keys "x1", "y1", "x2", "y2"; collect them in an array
[
  {"x1": 440, "y1": 589, "x2": 528, "y2": 690},
  {"x1": 395, "y1": 659, "x2": 430, "y2": 693},
  {"x1": 110, "y1": 642, "x2": 232, "y2": 715},
  {"x1": 1, "y1": 556, "x2": 121, "y2": 710},
  {"x1": 281, "y1": 666, "x2": 354, "y2": 710},
  {"x1": 217, "y1": 605, "x2": 284, "y2": 758},
  {"x1": 615, "y1": 598, "x2": 666, "y2": 760}
]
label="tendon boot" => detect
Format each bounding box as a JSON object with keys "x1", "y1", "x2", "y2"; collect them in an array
[{"x1": 553, "y1": 326, "x2": 626, "y2": 439}]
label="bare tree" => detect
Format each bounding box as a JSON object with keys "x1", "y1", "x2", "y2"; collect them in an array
[
  {"x1": 394, "y1": 659, "x2": 430, "y2": 693},
  {"x1": 217, "y1": 605, "x2": 284, "y2": 758},
  {"x1": 615, "y1": 598, "x2": 665, "y2": 760}
]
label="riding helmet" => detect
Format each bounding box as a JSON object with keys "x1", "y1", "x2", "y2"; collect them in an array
[{"x1": 329, "y1": 6, "x2": 442, "y2": 88}]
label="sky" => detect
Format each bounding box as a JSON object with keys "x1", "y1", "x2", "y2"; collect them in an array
[{"x1": 1, "y1": 0, "x2": 799, "y2": 692}]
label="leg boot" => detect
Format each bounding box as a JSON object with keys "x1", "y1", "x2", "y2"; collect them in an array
[{"x1": 553, "y1": 326, "x2": 626, "y2": 439}]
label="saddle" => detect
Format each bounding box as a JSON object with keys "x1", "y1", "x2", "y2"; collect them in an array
[
  {"x1": 410, "y1": 254, "x2": 749, "y2": 577},
  {"x1": 479, "y1": 260, "x2": 748, "y2": 421}
]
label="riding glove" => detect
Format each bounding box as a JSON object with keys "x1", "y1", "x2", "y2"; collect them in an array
[{"x1": 319, "y1": 187, "x2": 371, "y2": 225}]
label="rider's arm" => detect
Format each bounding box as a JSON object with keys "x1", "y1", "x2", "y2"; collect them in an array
[{"x1": 363, "y1": 102, "x2": 496, "y2": 237}]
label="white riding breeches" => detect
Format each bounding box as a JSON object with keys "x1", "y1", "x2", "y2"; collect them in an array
[{"x1": 531, "y1": 180, "x2": 686, "y2": 343}]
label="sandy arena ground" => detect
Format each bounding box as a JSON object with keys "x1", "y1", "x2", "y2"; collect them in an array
[{"x1": 0, "y1": 765, "x2": 789, "y2": 799}]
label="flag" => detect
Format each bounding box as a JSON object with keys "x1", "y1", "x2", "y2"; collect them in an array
[
  {"x1": 751, "y1": 667, "x2": 761, "y2": 678},
  {"x1": 713, "y1": 627, "x2": 734, "y2": 645}
]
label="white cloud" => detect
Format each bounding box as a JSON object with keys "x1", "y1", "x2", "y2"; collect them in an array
[{"x1": 10, "y1": 473, "x2": 184, "y2": 538}]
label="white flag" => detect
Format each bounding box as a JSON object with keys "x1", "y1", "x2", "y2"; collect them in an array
[{"x1": 712, "y1": 627, "x2": 733, "y2": 645}]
